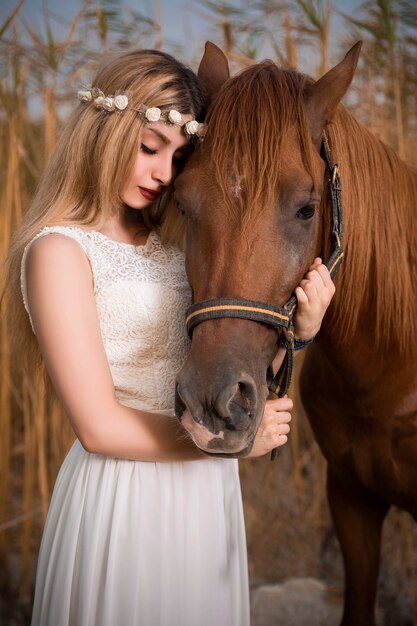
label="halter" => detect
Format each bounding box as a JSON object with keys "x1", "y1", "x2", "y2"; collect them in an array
[{"x1": 185, "y1": 130, "x2": 343, "y2": 455}]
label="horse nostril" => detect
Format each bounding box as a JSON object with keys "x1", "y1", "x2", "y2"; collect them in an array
[{"x1": 237, "y1": 380, "x2": 257, "y2": 413}]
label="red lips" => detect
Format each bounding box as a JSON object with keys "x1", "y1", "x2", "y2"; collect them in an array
[{"x1": 139, "y1": 187, "x2": 161, "y2": 201}]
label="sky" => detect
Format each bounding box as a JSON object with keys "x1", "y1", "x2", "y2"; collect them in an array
[{"x1": 1, "y1": 0, "x2": 364, "y2": 75}]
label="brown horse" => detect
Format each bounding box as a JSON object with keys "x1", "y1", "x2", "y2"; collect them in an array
[{"x1": 174, "y1": 42, "x2": 417, "y2": 625}]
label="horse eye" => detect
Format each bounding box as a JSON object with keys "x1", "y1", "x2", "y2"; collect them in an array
[{"x1": 296, "y1": 205, "x2": 315, "y2": 220}]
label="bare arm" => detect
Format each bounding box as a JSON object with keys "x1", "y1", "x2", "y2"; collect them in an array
[{"x1": 25, "y1": 234, "x2": 204, "y2": 462}]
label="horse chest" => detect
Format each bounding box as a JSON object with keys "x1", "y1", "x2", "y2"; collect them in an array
[{"x1": 300, "y1": 350, "x2": 417, "y2": 513}]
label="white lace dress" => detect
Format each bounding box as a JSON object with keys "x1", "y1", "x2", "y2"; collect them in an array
[{"x1": 21, "y1": 226, "x2": 249, "y2": 626}]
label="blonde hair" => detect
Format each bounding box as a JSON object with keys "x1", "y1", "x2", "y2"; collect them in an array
[{"x1": 5, "y1": 48, "x2": 205, "y2": 373}]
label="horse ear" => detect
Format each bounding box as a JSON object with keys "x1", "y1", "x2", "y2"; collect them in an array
[
  {"x1": 304, "y1": 41, "x2": 362, "y2": 143},
  {"x1": 198, "y1": 41, "x2": 230, "y2": 106}
]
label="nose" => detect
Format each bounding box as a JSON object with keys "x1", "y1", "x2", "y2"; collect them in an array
[
  {"x1": 176, "y1": 372, "x2": 258, "y2": 433},
  {"x1": 152, "y1": 153, "x2": 173, "y2": 186}
]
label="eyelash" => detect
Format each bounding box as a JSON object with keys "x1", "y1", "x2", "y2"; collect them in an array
[
  {"x1": 141, "y1": 143, "x2": 157, "y2": 155},
  {"x1": 295, "y1": 205, "x2": 316, "y2": 220},
  {"x1": 141, "y1": 144, "x2": 184, "y2": 163}
]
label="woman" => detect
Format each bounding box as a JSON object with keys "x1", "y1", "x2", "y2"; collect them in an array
[{"x1": 5, "y1": 48, "x2": 333, "y2": 626}]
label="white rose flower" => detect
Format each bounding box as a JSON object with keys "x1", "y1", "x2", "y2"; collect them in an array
[
  {"x1": 78, "y1": 89, "x2": 92, "y2": 103},
  {"x1": 185, "y1": 120, "x2": 199, "y2": 135},
  {"x1": 168, "y1": 109, "x2": 182, "y2": 124},
  {"x1": 196, "y1": 123, "x2": 207, "y2": 138},
  {"x1": 145, "y1": 107, "x2": 161, "y2": 122},
  {"x1": 102, "y1": 97, "x2": 116, "y2": 112},
  {"x1": 114, "y1": 94, "x2": 129, "y2": 110},
  {"x1": 94, "y1": 96, "x2": 105, "y2": 108}
]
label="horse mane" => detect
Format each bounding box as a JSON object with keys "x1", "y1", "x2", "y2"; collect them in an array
[
  {"x1": 205, "y1": 61, "x2": 315, "y2": 226},
  {"x1": 327, "y1": 109, "x2": 417, "y2": 351},
  {"x1": 206, "y1": 60, "x2": 417, "y2": 351}
]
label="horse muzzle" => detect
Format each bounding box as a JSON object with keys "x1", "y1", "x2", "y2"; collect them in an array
[{"x1": 175, "y1": 365, "x2": 263, "y2": 455}]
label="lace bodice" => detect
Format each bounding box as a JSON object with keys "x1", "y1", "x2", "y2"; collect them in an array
[{"x1": 21, "y1": 226, "x2": 192, "y2": 413}]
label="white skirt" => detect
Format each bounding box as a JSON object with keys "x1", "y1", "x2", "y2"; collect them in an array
[{"x1": 31, "y1": 440, "x2": 249, "y2": 626}]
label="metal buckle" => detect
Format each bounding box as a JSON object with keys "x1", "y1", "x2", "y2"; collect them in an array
[{"x1": 331, "y1": 163, "x2": 339, "y2": 185}]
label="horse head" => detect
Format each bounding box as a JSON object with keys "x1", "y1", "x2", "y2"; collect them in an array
[{"x1": 175, "y1": 42, "x2": 361, "y2": 456}]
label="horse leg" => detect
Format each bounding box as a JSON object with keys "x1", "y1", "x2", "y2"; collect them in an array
[{"x1": 327, "y1": 468, "x2": 389, "y2": 626}]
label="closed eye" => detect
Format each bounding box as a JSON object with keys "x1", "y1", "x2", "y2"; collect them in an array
[
  {"x1": 141, "y1": 143, "x2": 157, "y2": 155},
  {"x1": 295, "y1": 205, "x2": 316, "y2": 220}
]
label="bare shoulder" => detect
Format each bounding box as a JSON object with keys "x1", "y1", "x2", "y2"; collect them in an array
[
  {"x1": 26, "y1": 231, "x2": 88, "y2": 262},
  {"x1": 24, "y1": 231, "x2": 97, "y2": 339},
  {"x1": 25, "y1": 232, "x2": 92, "y2": 286}
]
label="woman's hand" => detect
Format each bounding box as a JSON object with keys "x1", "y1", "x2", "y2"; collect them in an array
[
  {"x1": 294, "y1": 257, "x2": 335, "y2": 340},
  {"x1": 245, "y1": 396, "x2": 292, "y2": 458}
]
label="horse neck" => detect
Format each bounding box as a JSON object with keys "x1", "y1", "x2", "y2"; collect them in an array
[{"x1": 322, "y1": 108, "x2": 417, "y2": 354}]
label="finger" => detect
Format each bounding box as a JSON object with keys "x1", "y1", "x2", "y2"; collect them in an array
[
  {"x1": 305, "y1": 269, "x2": 326, "y2": 289},
  {"x1": 266, "y1": 396, "x2": 293, "y2": 409},
  {"x1": 264, "y1": 407, "x2": 293, "y2": 422},
  {"x1": 266, "y1": 397, "x2": 293, "y2": 411},
  {"x1": 275, "y1": 411, "x2": 292, "y2": 424},
  {"x1": 295, "y1": 285, "x2": 308, "y2": 306},
  {"x1": 277, "y1": 423, "x2": 290, "y2": 436},
  {"x1": 307, "y1": 258, "x2": 321, "y2": 269},
  {"x1": 264, "y1": 412, "x2": 291, "y2": 428},
  {"x1": 304, "y1": 263, "x2": 322, "y2": 278},
  {"x1": 275, "y1": 434, "x2": 288, "y2": 447},
  {"x1": 308, "y1": 258, "x2": 322, "y2": 271},
  {"x1": 262, "y1": 411, "x2": 291, "y2": 426},
  {"x1": 303, "y1": 281, "x2": 319, "y2": 300},
  {"x1": 314, "y1": 264, "x2": 335, "y2": 290},
  {"x1": 276, "y1": 398, "x2": 293, "y2": 411}
]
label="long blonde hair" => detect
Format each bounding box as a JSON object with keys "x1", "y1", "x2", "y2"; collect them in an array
[{"x1": 5, "y1": 48, "x2": 205, "y2": 372}]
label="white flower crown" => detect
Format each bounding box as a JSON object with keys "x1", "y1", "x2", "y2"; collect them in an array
[{"x1": 77, "y1": 85, "x2": 207, "y2": 140}]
